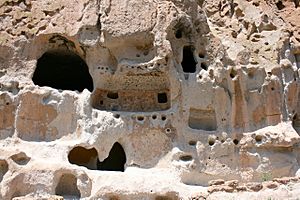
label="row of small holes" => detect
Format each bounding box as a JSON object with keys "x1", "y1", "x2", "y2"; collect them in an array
[
  {"x1": 208, "y1": 138, "x2": 239, "y2": 146},
  {"x1": 113, "y1": 114, "x2": 167, "y2": 121}
]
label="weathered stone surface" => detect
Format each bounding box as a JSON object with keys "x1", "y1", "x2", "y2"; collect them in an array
[
  {"x1": 246, "y1": 182, "x2": 263, "y2": 192},
  {"x1": 209, "y1": 179, "x2": 225, "y2": 186},
  {"x1": 1, "y1": 0, "x2": 300, "y2": 199}
]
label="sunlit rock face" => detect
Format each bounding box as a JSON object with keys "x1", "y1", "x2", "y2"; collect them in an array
[{"x1": 1, "y1": 0, "x2": 300, "y2": 199}]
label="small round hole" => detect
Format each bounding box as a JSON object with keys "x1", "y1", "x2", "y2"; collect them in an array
[
  {"x1": 161, "y1": 115, "x2": 167, "y2": 121},
  {"x1": 271, "y1": 87, "x2": 275, "y2": 91},
  {"x1": 137, "y1": 116, "x2": 144, "y2": 121},
  {"x1": 113, "y1": 114, "x2": 120, "y2": 119},
  {"x1": 175, "y1": 29, "x2": 182, "y2": 39},
  {"x1": 208, "y1": 139, "x2": 215, "y2": 146},
  {"x1": 6, "y1": 102, "x2": 9, "y2": 105},
  {"x1": 233, "y1": 139, "x2": 239, "y2": 145},
  {"x1": 165, "y1": 128, "x2": 171, "y2": 133},
  {"x1": 189, "y1": 140, "x2": 197, "y2": 146},
  {"x1": 152, "y1": 115, "x2": 157, "y2": 120},
  {"x1": 255, "y1": 135, "x2": 262, "y2": 143},
  {"x1": 199, "y1": 53, "x2": 205, "y2": 58}
]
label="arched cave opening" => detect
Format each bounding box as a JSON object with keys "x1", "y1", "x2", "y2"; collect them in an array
[
  {"x1": 32, "y1": 50, "x2": 94, "y2": 92},
  {"x1": 55, "y1": 173, "x2": 81, "y2": 199},
  {"x1": 181, "y1": 46, "x2": 197, "y2": 73},
  {"x1": 97, "y1": 142, "x2": 126, "y2": 172},
  {"x1": 68, "y1": 143, "x2": 126, "y2": 172},
  {"x1": 68, "y1": 147, "x2": 98, "y2": 170}
]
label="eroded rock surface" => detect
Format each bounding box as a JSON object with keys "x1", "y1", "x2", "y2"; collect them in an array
[{"x1": 1, "y1": 0, "x2": 300, "y2": 199}]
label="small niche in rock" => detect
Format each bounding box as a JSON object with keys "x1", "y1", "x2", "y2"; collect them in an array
[
  {"x1": 179, "y1": 155, "x2": 193, "y2": 161},
  {"x1": 10, "y1": 152, "x2": 30, "y2": 165},
  {"x1": 157, "y1": 92, "x2": 168, "y2": 104},
  {"x1": 181, "y1": 46, "x2": 197, "y2": 73},
  {"x1": 32, "y1": 50, "x2": 94, "y2": 92},
  {"x1": 113, "y1": 113, "x2": 120, "y2": 119},
  {"x1": 233, "y1": 139, "x2": 239, "y2": 145},
  {"x1": 189, "y1": 140, "x2": 197, "y2": 146},
  {"x1": 55, "y1": 173, "x2": 81, "y2": 199},
  {"x1": 208, "y1": 138, "x2": 215, "y2": 146},
  {"x1": 137, "y1": 116, "x2": 144, "y2": 121},
  {"x1": 230, "y1": 69, "x2": 237, "y2": 79},
  {"x1": 175, "y1": 29, "x2": 183, "y2": 39},
  {"x1": 0, "y1": 159, "x2": 8, "y2": 182},
  {"x1": 97, "y1": 142, "x2": 126, "y2": 172},
  {"x1": 276, "y1": 1, "x2": 285, "y2": 10},
  {"x1": 255, "y1": 135, "x2": 262, "y2": 143},
  {"x1": 161, "y1": 115, "x2": 167, "y2": 121},
  {"x1": 198, "y1": 53, "x2": 205, "y2": 59},
  {"x1": 107, "y1": 92, "x2": 119, "y2": 99},
  {"x1": 188, "y1": 108, "x2": 217, "y2": 131},
  {"x1": 68, "y1": 147, "x2": 98, "y2": 170}
]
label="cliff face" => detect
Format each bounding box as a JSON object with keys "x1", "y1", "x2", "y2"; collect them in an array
[{"x1": 1, "y1": 0, "x2": 300, "y2": 199}]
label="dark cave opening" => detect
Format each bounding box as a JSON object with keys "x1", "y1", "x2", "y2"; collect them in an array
[
  {"x1": 97, "y1": 142, "x2": 126, "y2": 172},
  {"x1": 157, "y1": 92, "x2": 168, "y2": 104},
  {"x1": 68, "y1": 147, "x2": 98, "y2": 170},
  {"x1": 55, "y1": 173, "x2": 81, "y2": 198},
  {"x1": 68, "y1": 143, "x2": 126, "y2": 172},
  {"x1": 181, "y1": 46, "x2": 197, "y2": 73},
  {"x1": 32, "y1": 50, "x2": 94, "y2": 92}
]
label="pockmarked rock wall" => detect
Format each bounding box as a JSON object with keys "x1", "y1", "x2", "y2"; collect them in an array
[{"x1": 1, "y1": 0, "x2": 300, "y2": 199}]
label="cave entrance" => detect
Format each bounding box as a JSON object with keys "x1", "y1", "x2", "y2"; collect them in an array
[
  {"x1": 68, "y1": 143, "x2": 126, "y2": 172},
  {"x1": 32, "y1": 50, "x2": 94, "y2": 92},
  {"x1": 181, "y1": 46, "x2": 197, "y2": 73},
  {"x1": 68, "y1": 147, "x2": 98, "y2": 170},
  {"x1": 55, "y1": 173, "x2": 81, "y2": 199},
  {"x1": 98, "y1": 142, "x2": 126, "y2": 172}
]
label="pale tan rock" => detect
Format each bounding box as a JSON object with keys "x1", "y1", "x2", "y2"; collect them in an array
[
  {"x1": 246, "y1": 182, "x2": 263, "y2": 192},
  {"x1": 263, "y1": 181, "x2": 279, "y2": 189},
  {"x1": 208, "y1": 179, "x2": 225, "y2": 186},
  {"x1": 12, "y1": 195, "x2": 63, "y2": 200}
]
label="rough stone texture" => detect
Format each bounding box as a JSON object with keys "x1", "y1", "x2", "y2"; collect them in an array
[{"x1": 1, "y1": 0, "x2": 300, "y2": 199}]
